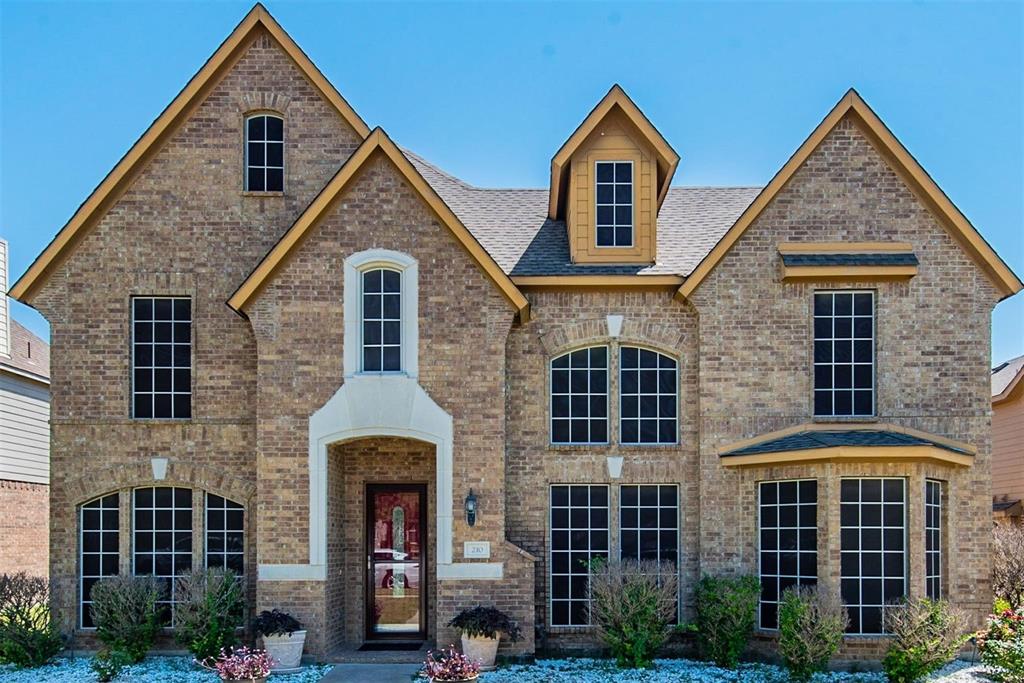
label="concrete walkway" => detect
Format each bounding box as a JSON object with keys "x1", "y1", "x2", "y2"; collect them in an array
[{"x1": 319, "y1": 662, "x2": 421, "y2": 682}]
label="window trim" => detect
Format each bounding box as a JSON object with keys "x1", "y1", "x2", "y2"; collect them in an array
[
  {"x1": 812, "y1": 289, "x2": 876, "y2": 419},
  {"x1": 549, "y1": 345, "x2": 610, "y2": 446},
  {"x1": 618, "y1": 345, "x2": 679, "y2": 445},
  {"x1": 594, "y1": 160, "x2": 634, "y2": 249},
  {"x1": 343, "y1": 249, "x2": 419, "y2": 378},
  {"x1": 243, "y1": 112, "x2": 285, "y2": 193},
  {"x1": 130, "y1": 296, "x2": 192, "y2": 421}
]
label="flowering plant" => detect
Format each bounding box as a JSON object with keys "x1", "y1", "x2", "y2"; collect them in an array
[
  {"x1": 422, "y1": 645, "x2": 481, "y2": 681},
  {"x1": 977, "y1": 601, "x2": 1024, "y2": 682},
  {"x1": 197, "y1": 646, "x2": 275, "y2": 681}
]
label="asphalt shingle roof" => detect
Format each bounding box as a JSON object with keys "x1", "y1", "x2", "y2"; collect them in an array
[
  {"x1": 780, "y1": 253, "x2": 919, "y2": 267},
  {"x1": 721, "y1": 430, "x2": 971, "y2": 458},
  {"x1": 992, "y1": 355, "x2": 1024, "y2": 397},
  {"x1": 0, "y1": 319, "x2": 50, "y2": 381},
  {"x1": 405, "y1": 150, "x2": 761, "y2": 277}
]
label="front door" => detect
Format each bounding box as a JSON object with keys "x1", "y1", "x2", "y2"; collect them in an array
[{"x1": 366, "y1": 484, "x2": 427, "y2": 640}]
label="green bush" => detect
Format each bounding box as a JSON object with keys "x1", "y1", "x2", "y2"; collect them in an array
[
  {"x1": 172, "y1": 568, "x2": 244, "y2": 661},
  {"x1": 91, "y1": 649, "x2": 133, "y2": 682},
  {"x1": 978, "y1": 602, "x2": 1024, "y2": 682},
  {"x1": 882, "y1": 597, "x2": 968, "y2": 683},
  {"x1": 90, "y1": 574, "x2": 161, "y2": 663},
  {"x1": 0, "y1": 573, "x2": 63, "y2": 668},
  {"x1": 588, "y1": 559, "x2": 678, "y2": 668},
  {"x1": 693, "y1": 574, "x2": 759, "y2": 668},
  {"x1": 777, "y1": 584, "x2": 848, "y2": 682}
]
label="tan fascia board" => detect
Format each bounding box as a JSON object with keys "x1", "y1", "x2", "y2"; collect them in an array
[
  {"x1": 9, "y1": 3, "x2": 370, "y2": 304},
  {"x1": 777, "y1": 241, "x2": 914, "y2": 254},
  {"x1": 717, "y1": 421, "x2": 976, "y2": 458},
  {"x1": 512, "y1": 275, "x2": 684, "y2": 290},
  {"x1": 720, "y1": 445, "x2": 974, "y2": 469},
  {"x1": 781, "y1": 265, "x2": 918, "y2": 282},
  {"x1": 228, "y1": 128, "x2": 531, "y2": 323},
  {"x1": 993, "y1": 367, "x2": 1024, "y2": 406},
  {"x1": 675, "y1": 89, "x2": 1024, "y2": 303},
  {"x1": 547, "y1": 84, "x2": 680, "y2": 219}
]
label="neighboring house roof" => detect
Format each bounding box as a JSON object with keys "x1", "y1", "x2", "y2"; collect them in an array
[
  {"x1": 992, "y1": 354, "x2": 1024, "y2": 405},
  {"x1": 675, "y1": 89, "x2": 1024, "y2": 302},
  {"x1": 7, "y1": 3, "x2": 370, "y2": 304},
  {"x1": 0, "y1": 320, "x2": 50, "y2": 383},
  {"x1": 228, "y1": 128, "x2": 532, "y2": 321}
]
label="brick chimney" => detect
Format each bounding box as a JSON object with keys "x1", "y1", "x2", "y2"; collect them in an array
[{"x1": 0, "y1": 238, "x2": 9, "y2": 358}]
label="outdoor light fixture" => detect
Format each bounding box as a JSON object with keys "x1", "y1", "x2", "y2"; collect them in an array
[{"x1": 465, "y1": 489, "x2": 478, "y2": 527}]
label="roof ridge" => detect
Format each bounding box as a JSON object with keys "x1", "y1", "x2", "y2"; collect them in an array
[{"x1": 400, "y1": 148, "x2": 474, "y2": 190}]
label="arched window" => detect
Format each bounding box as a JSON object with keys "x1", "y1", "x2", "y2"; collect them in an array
[
  {"x1": 619, "y1": 346, "x2": 677, "y2": 444},
  {"x1": 361, "y1": 268, "x2": 402, "y2": 372},
  {"x1": 550, "y1": 346, "x2": 608, "y2": 444},
  {"x1": 80, "y1": 493, "x2": 120, "y2": 628},
  {"x1": 245, "y1": 114, "x2": 283, "y2": 192}
]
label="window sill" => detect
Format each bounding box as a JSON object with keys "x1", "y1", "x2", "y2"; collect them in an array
[
  {"x1": 241, "y1": 190, "x2": 284, "y2": 198},
  {"x1": 812, "y1": 416, "x2": 878, "y2": 424}
]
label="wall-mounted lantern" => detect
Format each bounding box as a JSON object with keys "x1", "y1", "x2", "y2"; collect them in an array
[{"x1": 465, "y1": 489, "x2": 478, "y2": 527}]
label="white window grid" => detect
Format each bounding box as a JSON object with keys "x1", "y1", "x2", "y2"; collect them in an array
[
  {"x1": 131, "y1": 297, "x2": 191, "y2": 420},
  {"x1": 595, "y1": 161, "x2": 633, "y2": 247},
  {"x1": 758, "y1": 479, "x2": 818, "y2": 630},
  {"x1": 361, "y1": 268, "x2": 402, "y2": 372},
  {"x1": 205, "y1": 493, "x2": 245, "y2": 577},
  {"x1": 619, "y1": 347, "x2": 678, "y2": 445},
  {"x1": 813, "y1": 290, "x2": 875, "y2": 418},
  {"x1": 925, "y1": 479, "x2": 942, "y2": 600},
  {"x1": 80, "y1": 493, "x2": 120, "y2": 629},
  {"x1": 244, "y1": 114, "x2": 284, "y2": 192},
  {"x1": 550, "y1": 346, "x2": 609, "y2": 445},
  {"x1": 840, "y1": 478, "x2": 906, "y2": 635},
  {"x1": 549, "y1": 485, "x2": 609, "y2": 627},
  {"x1": 133, "y1": 487, "x2": 193, "y2": 626}
]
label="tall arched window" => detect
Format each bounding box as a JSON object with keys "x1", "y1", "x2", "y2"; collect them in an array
[
  {"x1": 344, "y1": 250, "x2": 419, "y2": 378},
  {"x1": 619, "y1": 346, "x2": 677, "y2": 444},
  {"x1": 550, "y1": 346, "x2": 609, "y2": 444},
  {"x1": 244, "y1": 114, "x2": 283, "y2": 192},
  {"x1": 361, "y1": 268, "x2": 402, "y2": 372},
  {"x1": 80, "y1": 493, "x2": 120, "y2": 628}
]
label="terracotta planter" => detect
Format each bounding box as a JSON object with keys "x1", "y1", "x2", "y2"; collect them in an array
[
  {"x1": 260, "y1": 629, "x2": 306, "y2": 671},
  {"x1": 461, "y1": 633, "x2": 500, "y2": 670}
]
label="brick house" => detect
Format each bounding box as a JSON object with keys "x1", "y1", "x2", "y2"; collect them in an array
[
  {"x1": 0, "y1": 239, "x2": 51, "y2": 577},
  {"x1": 992, "y1": 356, "x2": 1024, "y2": 521},
  {"x1": 8, "y1": 4, "x2": 1022, "y2": 661}
]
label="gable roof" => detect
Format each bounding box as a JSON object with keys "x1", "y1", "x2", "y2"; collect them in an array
[
  {"x1": 548, "y1": 84, "x2": 680, "y2": 220},
  {"x1": 675, "y1": 89, "x2": 1024, "y2": 302},
  {"x1": 8, "y1": 3, "x2": 370, "y2": 304},
  {"x1": 993, "y1": 354, "x2": 1024, "y2": 405},
  {"x1": 228, "y1": 128, "x2": 531, "y2": 321},
  {"x1": 0, "y1": 320, "x2": 50, "y2": 384}
]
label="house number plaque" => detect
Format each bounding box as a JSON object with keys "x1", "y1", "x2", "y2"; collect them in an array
[{"x1": 463, "y1": 541, "x2": 491, "y2": 559}]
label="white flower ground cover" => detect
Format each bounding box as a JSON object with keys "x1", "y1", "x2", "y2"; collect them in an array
[
  {"x1": 0, "y1": 657, "x2": 332, "y2": 682},
  {"x1": 479, "y1": 658, "x2": 990, "y2": 683}
]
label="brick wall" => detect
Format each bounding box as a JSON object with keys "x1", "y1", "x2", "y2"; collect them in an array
[{"x1": 0, "y1": 480, "x2": 49, "y2": 577}]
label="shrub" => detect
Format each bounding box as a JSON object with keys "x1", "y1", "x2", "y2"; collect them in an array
[
  {"x1": 89, "y1": 574, "x2": 161, "y2": 662},
  {"x1": 91, "y1": 649, "x2": 133, "y2": 683},
  {"x1": 0, "y1": 573, "x2": 63, "y2": 668},
  {"x1": 252, "y1": 609, "x2": 302, "y2": 638},
  {"x1": 173, "y1": 568, "x2": 244, "y2": 661},
  {"x1": 882, "y1": 597, "x2": 969, "y2": 683},
  {"x1": 588, "y1": 559, "x2": 677, "y2": 668},
  {"x1": 995, "y1": 523, "x2": 1024, "y2": 610},
  {"x1": 447, "y1": 605, "x2": 521, "y2": 642},
  {"x1": 777, "y1": 585, "x2": 848, "y2": 682},
  {"x1": 978, "y1": 603, "x2": 1024, "y2": 682},
  {"x1": 693, "y1": 574, "x2": 759, "y2": 668},
  {"x1": 422, "y1": 644, "x2": 481, "y2": 681}
]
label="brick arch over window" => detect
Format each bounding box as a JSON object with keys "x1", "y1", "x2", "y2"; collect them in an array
[
  {"x1": 538, "y1": 316, "x2": 686, "y2": 358},
  {"x1": 237, "y1": 92, "x2": 291, "y2": 116},
  {"x1": 63, "y1": 460, "x2": 256, "y2": 507}
]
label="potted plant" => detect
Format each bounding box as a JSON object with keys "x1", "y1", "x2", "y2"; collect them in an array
[
  {"x1": 252, "y1": 609, "x2": 305, "y2": 672},
  {"x1": 422, "y1": 645, "x2": 481, "y2": 682},
  {"x1": 447, "y1": 605, "x2": 521, "y2": 670},
  {"x1": 198, "y1": 646, "x2": 274, "y2": 682}
]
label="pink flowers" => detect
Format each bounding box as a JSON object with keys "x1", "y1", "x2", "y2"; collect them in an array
[
  {"x1": 198, "y1": 646, "x2": 275, "y2": 681},
  {"x1": 422, "y1": 645, "x2": 481, "y2": 681}
]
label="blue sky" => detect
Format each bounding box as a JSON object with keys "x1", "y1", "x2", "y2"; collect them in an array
[{"x1": 1, "y1": 1, "x2": 1021, "y2": 362}]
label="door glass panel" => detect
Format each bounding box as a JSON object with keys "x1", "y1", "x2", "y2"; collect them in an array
[{"x1": 370, "y1": 490, "x2": 422, "y2": 635}]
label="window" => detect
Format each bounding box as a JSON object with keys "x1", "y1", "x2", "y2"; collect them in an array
[
  {"x1": 206, "y1": 494, "x2": 245, "y2": 576},
  {"x1": 840, "y1": 478, "x2": 905, "y2": 634},
  {"x1": 620, "y1": 347, "x2": 677, "y2": 444},
  {"x1": 595, "y1": 161, "x2": 633, "y2": 247},
  {"x1": 620, "y1": 484, "x2": 679, "y2": 617},
  {"x1": 80, "y1": 493, "x2": 119, "y2": 628},
  {"x1": 550, "y1": 485, "x2": 609, "y2": 626},
  {"x1": 133, "y1": 487, "x2": 192, "y2": 625},
  {"x1": 813, "y1": 291, "x2": 874, "y2": 417},
  {"x1": 925, "y1": 480, "x2": 942, "y2": 600},
  {"x1": 132, "y1": 297, "x2": 191, "y2": 419},
  {"x1": 361, "y1": 268, "x2": 402, "y2": 372},
  {"x1": 551, "y1": 347, "x2": 609, "y2": 444},
  {"x1": 245, "y1": 114, "x2": 283, "y2": 192},
  {"x1": 758, "y1": 480, "x2": 818, "y2": 629}
]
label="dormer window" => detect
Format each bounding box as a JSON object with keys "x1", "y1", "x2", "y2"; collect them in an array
[
  {"x1": 245, "y1": 114, "x2": 283, "y2": 192},
  {"x1": 595, "y1": 161, "x2": 633, "y2": 248}
]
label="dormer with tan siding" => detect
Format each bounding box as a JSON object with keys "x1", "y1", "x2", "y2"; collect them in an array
[{"x1": 548, "y1": 85, "x2": 679, "y2": 265}]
